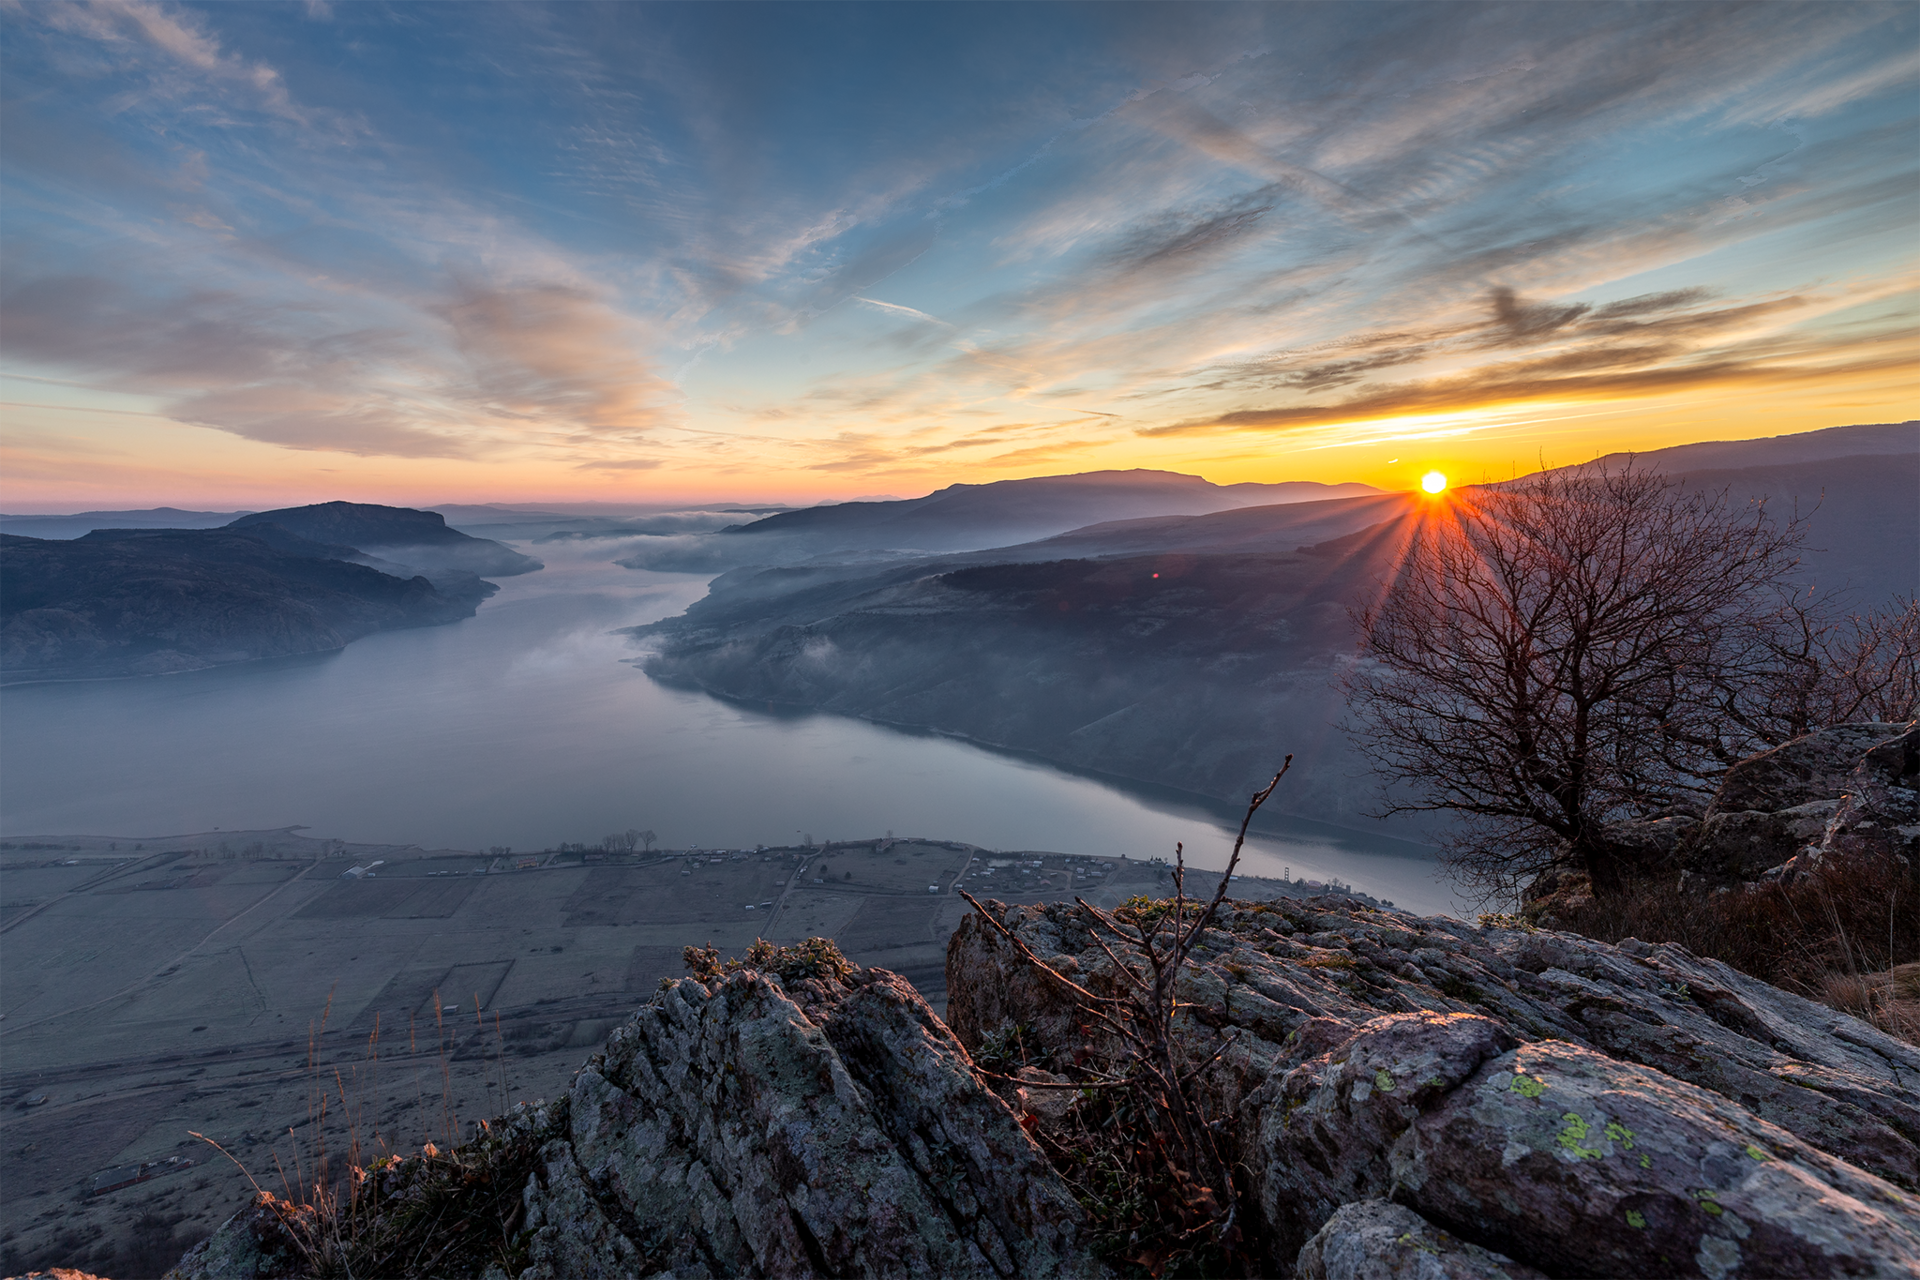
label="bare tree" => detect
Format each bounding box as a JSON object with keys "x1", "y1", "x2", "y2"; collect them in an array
[
  {"x1": 1725, "y1": 591, "x2": 1920, "y2": 742},
  {"x1": 1345, "y1": 464, "x2": 1806, "y2": 898},
  {"x1": 637, "y1": 829, "x2": 657, "y2": 853}
]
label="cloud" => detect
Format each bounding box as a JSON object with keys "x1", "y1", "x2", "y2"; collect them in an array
[
  {"x1": 0, "y1": 269, "x2": 680, "y2": 459},
  {"x1": 853, "y1": 297, "x2": 953, "y2": 329},
  {"x1": 435, "y1": 281, "x2": 677, "y2": 437},
  {"x1": 1141, "y1": 285, "x2": 1913, "y2": 438},
  {"x1": 36, "y1": 0, "x2": 314, "y2": 125},
  {"x1": 3, "y1": 1, "x2": 1913, "y2": 488}
]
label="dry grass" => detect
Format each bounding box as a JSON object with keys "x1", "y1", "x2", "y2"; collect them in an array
[
  {"x1": 191, "y1": 986, "x2": 537, "y2": 1278},
  {"x1": 1549, "y1": 853, "x2": 1920, "y2": 1043}
]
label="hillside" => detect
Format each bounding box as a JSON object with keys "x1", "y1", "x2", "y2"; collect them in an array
[
  {"x1": 616, "y1": 470, "x2": 1380, "y2": 571},
  {"x1": 637, "y1": 426, "x2": 1919, "y2": 829},
  {"x1": 641, "y1": 543, "x2": 1408, "y2": 829},
  {"x1": 231, "y1": 502, "x2": 542, "y2": 578},
  {"x1": 0, "y1": 528, "x2": 490, "y2": 683}
]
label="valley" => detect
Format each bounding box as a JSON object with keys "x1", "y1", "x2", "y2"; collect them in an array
[{"x1": 0, "y1": 827, "x2": 1371, "y2": 1277}]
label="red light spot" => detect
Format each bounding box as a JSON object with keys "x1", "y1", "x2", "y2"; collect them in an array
[{"x1": 1152, "y1": 573, "x2": 1159, "y2": 578}]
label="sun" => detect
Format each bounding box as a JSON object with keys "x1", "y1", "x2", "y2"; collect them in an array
[{"x1": 1421, "y1": 471, "x2": 1448, "y2": 494}]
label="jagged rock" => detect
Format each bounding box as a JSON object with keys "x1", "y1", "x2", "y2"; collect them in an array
[
  {"x1": 1822, "y1": 723, "x2": 1920, "y2": 864},
  {"x1": 1685, "y1": 800, "x2": 1838, "y2": 881},
  {"x1": 173, "y1": 886, "x2": 1920, "y2": 1279},
  {"x1": 1254, "y1": 1012, "x2": 1517, "y2": 1252},
  {"x1": 1294, "y1": 1200, "x2": 1544, "y2": 1280},
  {"x1": 1710, "y1": 723, "x2": 1907, "y2": 813},
  {"x1": 1679, "y1": 723, "x2": 1918, "y2": 883},
  {"x1": 948, "y1": 896, "x2": 1920, "y2": 1274},
  {"x1": 516, "y1": 965, "x2": 1097, "y2": 1279}
]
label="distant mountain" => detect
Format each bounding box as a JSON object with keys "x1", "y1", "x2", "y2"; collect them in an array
[
  {"x1": 1582, "y1": 420, "x2": 1917, "y2": 473},
  {"x1": 0, "y1": 530, "x2": 488, "y2": 683},
  {"x1": 0, "y1": 507, "x2": 254, "y2": 540},
  {"x1": 617, "y1": 469, "x2": 1380, "y2": 571},
  {"x1": 230, "y1": 502, "x2": 542, "y2": 578},
  {"x1": 638, "y1": 424, "x2": 1919, "y2": 831},
  {"x1": 727, "y1": 470, "x2": 1381, "y2": 548},
  {"x1": 1663, "y1": 454, "x2": 1919, "y2": 596}
]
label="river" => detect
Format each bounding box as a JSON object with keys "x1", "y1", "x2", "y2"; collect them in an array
[{"x1": 0, "y1": 544, "x2": 1460, "y2": 914}]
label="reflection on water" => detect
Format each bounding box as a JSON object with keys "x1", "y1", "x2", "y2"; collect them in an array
[{"x1": 0, "y1": 546, "x2": 1459, "y2": 915}]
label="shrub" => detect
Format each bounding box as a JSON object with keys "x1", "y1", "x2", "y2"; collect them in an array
[
  {"x1": 1550, "y1": 853, "x2": 1920, "y2": 1042},
  {"x1": 682, "y1": 936, "x2": 853, "y2": 985}
]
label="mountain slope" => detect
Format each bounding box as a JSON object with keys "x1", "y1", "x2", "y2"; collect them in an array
[
  {"x1": 0, "y1": 529, "x2": 488, "y2": 683},
  {"x1": 639, "y1": 425, "x2": 1918, "y2": 830},
  {"x1": 728, "y1": 470, "x2": 1380, "y2": 547},
  {"x1": 616, "y1": 471, "x2": 1380, "y2": 571},
  {"x1": 231, "y1": 502, "x2": 542, "y2": 578}
]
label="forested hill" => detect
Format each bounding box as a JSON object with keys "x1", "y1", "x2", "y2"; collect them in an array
[
  {"x1": 638, "y1": 426, "x2": 1918, "y2": 830},
  {"x1": 0, "y1": 521, "x2": 494, "y2": 683},
  {"x1": 231, "y1": 502, "x2": 542, "y2": 578}
]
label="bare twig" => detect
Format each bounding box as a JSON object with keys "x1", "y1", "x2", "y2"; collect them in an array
[{"x1": 963, "y1": 756, "x2": 1294, "y2": 1264}]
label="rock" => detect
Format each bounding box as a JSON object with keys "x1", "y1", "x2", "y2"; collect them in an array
[
  {"x1": 1681, "y1": 802, "x2": 1837, "y2": 882},
  {"x1": 164, "y1": 1192, "x2": 311, "y2": 1279},
  {"x1": 1254, "y1": 1012, "x2": 1517, "y2": 1252},
  {"x1": 173, "y1": 887, "x2": 1920, "y2": 1280},
  {"x1": 517, "y1": 964, "x2": 1097, "y2": 1279},
  {"x1": 1709, "y1": 724, "x2": 1907, "y2": 814},
  {"x1": 1676, "y1": 722, "x2": 1918, "y2": 885},
  {"x1": 945, "y1": 896, "x2": 1920, "y2": 1274},
  {"x1": 1397, "y1": 1039, "x2": 1920, "y2": 1278},
  {"x1": 1822, "y1": 724, "x2": 1920, "y2": 863},
  {"x1": 1294, "y1": 1200, "x2": 1545, "y2": 1280},
  {"x1": 1013, "y1": 1067, "x2": 1078, "y2": 1122}
]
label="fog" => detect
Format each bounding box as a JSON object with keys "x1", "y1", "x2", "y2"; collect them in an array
[{"x1": 0, "y1": 542, "x2": 1456, "y2": 914}]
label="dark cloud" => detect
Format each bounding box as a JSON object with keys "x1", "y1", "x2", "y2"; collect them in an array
[{"x1": 1143, "y1": 324, "x2": 1911, "y2": 439}]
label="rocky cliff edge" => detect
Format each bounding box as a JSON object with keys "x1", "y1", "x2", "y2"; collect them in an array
[{"x1": 171, "y1": 897, "x2": 1919, "y2": 1279}]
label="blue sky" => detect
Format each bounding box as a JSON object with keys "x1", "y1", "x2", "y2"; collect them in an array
[{"x1": 1, "y1": 1, "x2": 1914, "y2": 506}]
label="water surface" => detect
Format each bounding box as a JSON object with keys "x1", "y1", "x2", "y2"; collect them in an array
[{"x1": 0, "y1": 547, "x2": 1458, "y2": 914}]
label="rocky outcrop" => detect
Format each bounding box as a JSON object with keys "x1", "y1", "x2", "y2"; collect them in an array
[
  {"x1": 1516, "y1": 723, "x2": 1920, "y2": 898},
  {"x1": 947, "y1": 895, "x2": 1920, "y2": 1275},
  {"x1": 1674, "y1": 721, "x2": 1912, "y2": 882},
  {"x1": 173, "y1": 894, "x2": 1920, "y2": 1279},
  {"x1": 1820, "y1": 724, "x2": 1920, "y2": 865},
  {"x1": 515, "y1": 965, "x2": 1094, "y2": 1279},
  {"x1": 168, "y1": 1193, "x2": 312, "y2": 1279}
]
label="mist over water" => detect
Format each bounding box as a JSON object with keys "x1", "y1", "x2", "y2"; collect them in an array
[{"x1": 0, "y1": 545, "x2": 1455, "y2": 914}]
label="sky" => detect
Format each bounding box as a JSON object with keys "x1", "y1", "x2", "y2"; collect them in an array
[{"x1": 1, "y1": 1, "x2": 1915, "y2": 510}]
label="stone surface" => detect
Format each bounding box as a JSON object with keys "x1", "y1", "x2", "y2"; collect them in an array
[
  {"x1": 172, "y1": 881, "x2": 1920, "y2": 1279},
  {"x1": 1294, "y1": 1200, "x2": 1545, "y2": 1280},
  {"x1": 516, "y1": 965, "x2": 1097, "y2": 1280},
  {"x1": 1255, "y1": 1012, "x2": 1517, "y2": 1252},
  {"x1": 1710, "y1": 723, "x2": 1908, "y2": 814},
  {"x1": 1396, "y1": 1038, "x2": 1920, "y2": 1279},
  {"x1": 1675, "y1": 722, "x2": 1918, "y2": 883},
  {"x1": 1821, "y1": 723, "x2": 1920, "y2": 864},
  {"x1": 947, "y1": 895, "x2": 1920, "y2": 1274}
]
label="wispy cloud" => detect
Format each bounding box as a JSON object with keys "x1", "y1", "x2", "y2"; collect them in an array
[{"x1": 1, "y1": 1, "x2": 1913, "y2": 497}]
